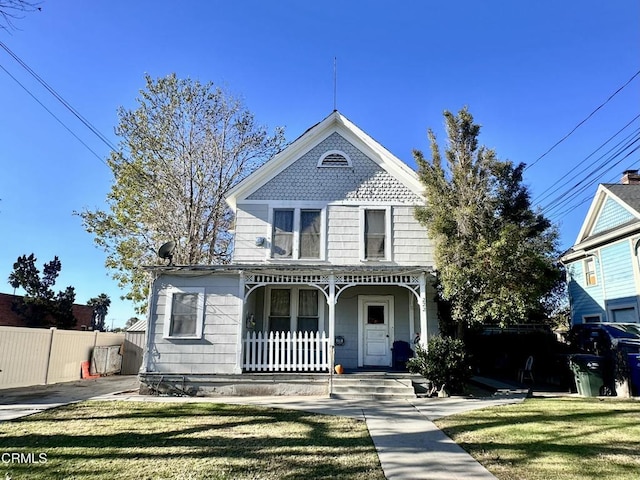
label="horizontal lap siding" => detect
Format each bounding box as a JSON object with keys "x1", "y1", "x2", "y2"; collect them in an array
[
  {"x1": 601, "y1": 241, "x2": 637, "y2": 300},
  {"x1": 233, "y1": 204, "x2": 268, "y2": 263},
  {"x1": 567, "y1": 261, "x2": 605, "y2": 323},
  {"x1": 150, "y1": 274, "x2": 240, "y2": 375},
  {"x1": 393, "y1": 206, "x2": 433, "y2": 265},
  {"x1": 327, "y1": 206, "x2": 360, "y2": 263}
]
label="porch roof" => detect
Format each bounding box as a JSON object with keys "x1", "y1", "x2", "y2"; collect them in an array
[{"x1": 144, "y1": 263, "x2": 433, "y2": 277}]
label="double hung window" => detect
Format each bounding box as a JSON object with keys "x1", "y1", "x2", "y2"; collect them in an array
[
  {"x1": 272, "y1": 210, "x2": 294, "y2": 258},
  {"x1": 163, "y1": 287, "x2": 205, "y2": 339},
  {"x1": 584, "y1": 257, "x2": 597, "y2": 286},
  {"x1": 267, "y1": 287, "x2": 321, "y2": 333},
  {"x1": 297, "y1": 289, "x2": 319, "y2": 333},
  {"x1": 268, "y1": 289, "x2": 291, "y2": 333},
  {"x1": 271, "y1": 208, "x2": 323, "y2": 260},
  {"x1": 361, "y1": 207, "x2": 391, "y2": 261}
]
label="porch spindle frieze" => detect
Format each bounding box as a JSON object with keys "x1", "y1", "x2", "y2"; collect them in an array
[{"x1": 242, "y1": 269, "x2": 425, "y2": 303}]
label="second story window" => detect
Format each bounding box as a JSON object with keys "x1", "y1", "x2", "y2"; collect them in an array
[
  {"x1": 584, "y1": 257, "x2": 597, "y2": 286},
  {"x1": 272, "y1": 209, "x2": 294, "y2": 258},
  {"x1": 359, "y1": 207, "x2": 391, "y2": 261},
  {"x1": 270, "y1": 207, "x2": 324, "y2": 260},
  {"x1": 364, "y1": 209, "x2": 386, "y2": 259},
  {"x1": 300, "y1": 210, "x2": 321, "y2": 258}
]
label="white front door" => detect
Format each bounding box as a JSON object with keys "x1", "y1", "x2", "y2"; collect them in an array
[{"x1": 359, "y1": 296, "x2": 394, "y2": 367}]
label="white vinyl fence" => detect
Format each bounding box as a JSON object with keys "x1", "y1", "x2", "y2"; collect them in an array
[
  {"x1": 243, "y1": 331, "x2": 329, "y2": 372},
  {"x1": 0, "y1": 326, "x2": 125, "y2": 389}
]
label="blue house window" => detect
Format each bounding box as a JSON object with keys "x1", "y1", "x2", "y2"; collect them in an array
[{"x1": 584, "y1": 258, "x2": 597, "y2": 286}]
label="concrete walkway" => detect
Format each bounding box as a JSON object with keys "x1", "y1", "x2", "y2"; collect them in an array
[{"x1": 0, "y1": 376, "x2": 529, "y2": 479}]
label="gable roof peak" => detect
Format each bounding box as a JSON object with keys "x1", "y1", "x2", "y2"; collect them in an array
[
  {"x1": 225, "y1": 111, "x2": 423, "y2": 210},
  {"x1": 573, "y1": 183, "x2": 640, "y2": 245}
]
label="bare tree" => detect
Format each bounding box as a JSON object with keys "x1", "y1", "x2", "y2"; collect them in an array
[
  {"x1": 78, "y1": 74, "x2": 285, "y2": 311},
  {"x1": 0, "y1": 1, "x2": 41, "y2": 31}
]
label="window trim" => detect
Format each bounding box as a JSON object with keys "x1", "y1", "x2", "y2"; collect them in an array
[
  {"x1": 162, "y1": 286, "x2": 205, "y2": 340},
  {"x1": 359, "y1": 206, "x2": 392, "y2": 261},
  {"x1": 317, "y1": 150, "x2": 352, "y2": 168},
  {"x1": 267, "y1": 205, "x2": 326, "y2": 261}
]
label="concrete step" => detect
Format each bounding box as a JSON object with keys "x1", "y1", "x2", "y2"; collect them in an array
[{"x1": 330, "y1": 375, "x2": 417, "y2": 400}]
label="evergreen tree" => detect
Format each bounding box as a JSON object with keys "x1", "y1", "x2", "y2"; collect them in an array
[
  {"x1": 414, "y1": 107, "x2": 563, "y2": 336},
  {"x1": 8, "y1": 253, "x2": 77, "y2": 329}
]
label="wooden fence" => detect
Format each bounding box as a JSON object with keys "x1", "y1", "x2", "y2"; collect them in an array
[
  {"x1": 0, "y1": 326, "x2": 125, "y2": 389},
  {"x1": 243, "y1": 331, "x2": 329, "y2": 372}
]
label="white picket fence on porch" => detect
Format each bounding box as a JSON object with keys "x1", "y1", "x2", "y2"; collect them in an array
[{"x1": 243, "y1": 331, "x2": 330, "y2": 372}]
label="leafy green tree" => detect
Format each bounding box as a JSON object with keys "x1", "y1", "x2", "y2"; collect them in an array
[
  {"x1": 8, "y1": 253, "x2": 77, "y2": 329},
  {"x1": 78, "y1": 74, "x2": 285, "y2": 312},
  {"x1": 414, "y1": 107, "x2": 563, "y2": 336},
  {"x1": 87, "y1": 293, "x2": 111, "y2": 331}
]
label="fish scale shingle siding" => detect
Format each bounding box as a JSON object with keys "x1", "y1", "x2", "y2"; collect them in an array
[{"x1": 247, "y1": 132, "x2": 421, "y2": 203}]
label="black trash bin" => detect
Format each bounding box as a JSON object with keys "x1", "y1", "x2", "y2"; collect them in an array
[
  {"x1": 569, "y1": 354, "x2": 604, "y2": 397},
  {"x1": 392, "y1": 340, "x2": 413, "y2": 370}
]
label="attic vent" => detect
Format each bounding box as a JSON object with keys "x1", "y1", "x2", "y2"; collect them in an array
[{"x1": 318, "y1": 150, "x2": 352, "y2": 168}]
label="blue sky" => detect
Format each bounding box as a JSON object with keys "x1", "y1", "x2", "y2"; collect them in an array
[{"x1": 0, "y1": 1, "x2": 638, "y2": 328}]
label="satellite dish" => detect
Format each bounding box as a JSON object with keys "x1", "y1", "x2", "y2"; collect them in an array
[{"x1": 158, "y1": 241, "x2": 176, "y2": 265}]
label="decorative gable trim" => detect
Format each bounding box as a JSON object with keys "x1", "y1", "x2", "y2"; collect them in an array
[{"x1": 225, "y1": 111, "x2": 424, "y2": 211}]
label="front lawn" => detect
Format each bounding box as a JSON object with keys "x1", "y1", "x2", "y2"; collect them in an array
[
  {"x1": 435, "y1": 396, "x2": 640, "y2": 480},
  {"x1": 0, "y1": 401, "x2": 385, "y2": 480}
]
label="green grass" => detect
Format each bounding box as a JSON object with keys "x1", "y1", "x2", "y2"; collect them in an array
[
  {"x1": 435, "y1": 396, "x2": 640, "y2": 480},
  {"x1": 0, "y1": 401, "x2": 385, "y2": 480}
]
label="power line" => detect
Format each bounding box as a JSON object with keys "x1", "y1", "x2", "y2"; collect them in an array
[
  {"x1": 0, "y1": 39, "x2": 118, "y2": 153},
  {"x1": 542, "y1": 136, "x2": 640, "y2": 216},
  {"x1": 532, "y1": 114, "x2": 640, "y2": 206},
  {"x1": 0, "y1": 62, "x2": 107, "y2": 166},
  {"x1": 525, "y1": 69, "x2": 640, "y2": 172},
  {"x1": 550, "y1": 154, "x2": 639, "y2": 221},
  {"x1": 0, "y1": 41, "x2": 183, "y2": 210},
  {"x1": 544, "y1": 139, "x2": 640, "y2": 218}
]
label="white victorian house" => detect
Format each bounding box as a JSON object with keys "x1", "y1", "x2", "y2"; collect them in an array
[{"x1": 140, "y1": 111, "x2": 438, "y2": 396}]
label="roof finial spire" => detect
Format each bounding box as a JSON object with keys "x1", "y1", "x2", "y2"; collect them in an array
[{"x1": 333, "y1": 56, "x2": 337, "y2": 112}]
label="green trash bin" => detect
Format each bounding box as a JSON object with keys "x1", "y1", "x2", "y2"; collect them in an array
[{"x1": 569, "y1": 354, "x2": 604, "y2": 397}]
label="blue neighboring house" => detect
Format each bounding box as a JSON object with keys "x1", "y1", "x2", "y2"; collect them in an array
[{"x1": 561, "y1": 170, "x2": 640, "y2": 325}]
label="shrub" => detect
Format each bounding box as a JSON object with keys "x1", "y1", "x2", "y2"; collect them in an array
[{"x1": 407, "y1": 335, "x2": 471, "y2": 395}]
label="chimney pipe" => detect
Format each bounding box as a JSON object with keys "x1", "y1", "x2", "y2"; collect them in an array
[{"x1": 621, "y1": 170, "x2": 640, "y2": 185}]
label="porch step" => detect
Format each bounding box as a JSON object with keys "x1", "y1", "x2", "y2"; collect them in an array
[{"x1": 330, "y1": 375, "x2": 417, "y2": 400}]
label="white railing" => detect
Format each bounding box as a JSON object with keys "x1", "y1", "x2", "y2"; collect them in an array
[{"x1": 243, "y1": 331, "x2": 330, "y2": 372}]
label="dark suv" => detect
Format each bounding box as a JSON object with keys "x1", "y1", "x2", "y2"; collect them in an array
[{"x1": 567, "y1": 323, "x2": 640, "y2": 356}]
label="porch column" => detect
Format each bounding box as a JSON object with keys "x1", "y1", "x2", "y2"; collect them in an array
[
  {"x1": 234, "y1": 271, "x2": 245, "y2": 374},
  {"x1": 328, "y1": 273, "x2": 336, "y2": 367},
  {"x1": 419, "y1": 272, "x2": 428, "y2": 350}
]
